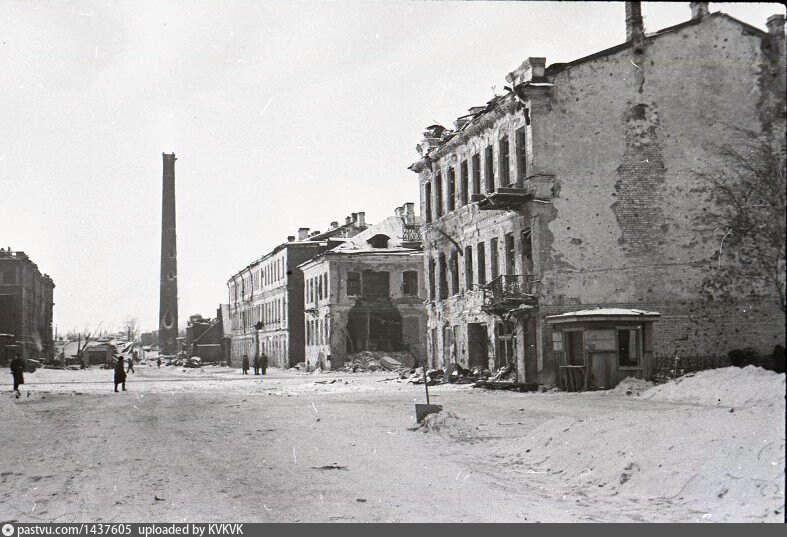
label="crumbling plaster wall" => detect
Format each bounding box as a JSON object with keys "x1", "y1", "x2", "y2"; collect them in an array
[
  {"x1": 303, "y1": 254, "x2": 426, "y2": 368},
  {"x1": 539, "y1": 15, "x2": 785, "y2": 361}
]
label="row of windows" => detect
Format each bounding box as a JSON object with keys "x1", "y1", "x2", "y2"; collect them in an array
[
  {"x1": 234, "y1": 297, "x2": 287, "y2": 332},
  {"x1": 306, "y1": 272, "x2": 329, "y2": 305},
  {"x1": 427, "y1": 230, "x2": 532, "y2": 301},
  {"x1": 346, "y1": 270, "x2": 419, "y2": 298},
  {"x1": 228, "y1": 256, "x2": 287, "y2": 303},
  {"x1": 424, "y1": 128, "x2": 528, "y2": 223},
  {"x1": 306, "y1": 317, "x2": 330, "y2": 346}
]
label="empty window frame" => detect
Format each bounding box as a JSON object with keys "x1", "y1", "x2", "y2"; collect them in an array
[
  {"x1": 428, "y1": 256, "x2": 436, "y2": 301},
  {"x1": 490, "y1": 237, "x2": 499, "y2": 280},
  {"x1": 438, "y1": 252, "x2": 448, "y2": 300},
  {"x1": 347, "y1": 271, "x2": 361, "y2": 296},
  {"x1": 485, "y1": 145, "x2": 495, "y2": 192},
  {"x1": 402, "y1": 270, "x2": 419, "y2": 297},
  {"x1": 617, "y1": 328, "x2": 642, "y2": 367},
  {"x1": 424, "y1": 182, "x2": 432, "y2": 223},
  {"x1": 447, "y1": 167, "x2": 456, "y2": 212},
  {"x1": 459, "y1": 160, "x2": 469, "y2": 206},
  {"x1": 505, "y1": 232, "x2": 516, "y2": 275},
  {"x1": 464, "y1": 245, "x2": 473, "y2": 289},
  {"x1": 362, "y1": 270, "x2": 389, "y2": 297},
  {"x1": 434, "y1": 172, "x2": 443, "y2": 218},
  {"x1": 516, "y1": 127, "x2": 527, "y2": 182},
  {"x1": 499, "y1": 135, "x2": 510, "y2": 186},
  {"x1": 472, "y1": 154, "x2": 481, "y2": 195},
  {"x1": 477, "y1": 242, "x2": 486, "y2": 285},
  {"x1": 450, "y1": 248, "x2": 460, "y2": 295}
]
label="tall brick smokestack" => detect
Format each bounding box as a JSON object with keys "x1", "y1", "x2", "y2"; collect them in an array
[
  {"x1": 625, "y1": 2, "x2": 644, "y2": 43},
  {"x1": 159, "y1": 153, "x2": 179, "y2": 355}
]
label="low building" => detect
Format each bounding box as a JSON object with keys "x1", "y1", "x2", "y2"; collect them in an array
[
  {"x1": 227, "y1": 212, "x2": 368, "y2": 368},
  {"x1": 299, "y1": 203, "x2": 426, "y2": 369},
  {"x1": 185, "y1": 311, "x2": 229, "y2": 362},
  {"x1": 0, "y1": 248, "x2": 55, "y2": 364}
]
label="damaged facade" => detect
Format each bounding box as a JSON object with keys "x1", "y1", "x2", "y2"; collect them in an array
[
  {"x1": 410, "y1": 3, "x2": 786, "y2": 388},
  {"x1": 227, "y1": 213, "x2": 368, "y2": 368},
  {"x1": 298, "y1": 203, "x2": 426, "y2": 370}
]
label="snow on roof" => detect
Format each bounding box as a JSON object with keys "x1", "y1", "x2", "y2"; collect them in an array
[{"x1": 546, "y1": 308, "x2": 660, "y2": 324}]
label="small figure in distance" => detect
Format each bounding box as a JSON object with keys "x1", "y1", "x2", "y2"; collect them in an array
[
  {"x1": 242, "y1": 354, "x2": 250, "y2": 375},
  {"x1": 10, "y1": 352, "x2": 25, "y2": 398},
  {"x1": 260, "y1": 353, "x2": 268, "y2": 376},
  {"x1": 253, "y1": 355, "x2": 260, "y2": 375}
]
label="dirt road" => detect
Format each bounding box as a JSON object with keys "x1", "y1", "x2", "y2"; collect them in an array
[{"x1": 1, "y1": 365, "x2": 783, "y2": 522}]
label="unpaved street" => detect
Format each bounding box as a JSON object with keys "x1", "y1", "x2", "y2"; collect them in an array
[{"x1": 1, "y1": 365, "x2": 783, "y2": 523}]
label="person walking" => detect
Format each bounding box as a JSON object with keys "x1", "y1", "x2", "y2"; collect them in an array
[
  {"x1": 10, "y1": 353, "x2": 25, "y2": 397},
  {"x1": 157, "y1": 357, "x2": 161, "y2": 368},
  {"x1": 253, "y1": 355, "x2": 260, "y2": 375},
  {"x1": 242, "y1": 354, "x2": 250, "y2": 375},
  {"x1": 260, "y1": 353, "x2": 268, "y2": 376},
  {"x1": 126, "y1": 355, "x2": 135, "y2": 374},
  {"x1": 114, "y1": 356, "x2": 127, "y2": 392}
]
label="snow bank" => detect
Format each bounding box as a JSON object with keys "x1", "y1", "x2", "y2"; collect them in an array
[
  {"x1": 644, "y1": 366, "x2": 785, "y2": 408},
  {"x1": 512, "y1": 404, "x2": 785, "y2": 521}
]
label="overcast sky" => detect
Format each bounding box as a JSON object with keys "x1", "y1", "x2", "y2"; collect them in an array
[{"x1": 1, "y1": 1, "x2": 782, "y2": 334}]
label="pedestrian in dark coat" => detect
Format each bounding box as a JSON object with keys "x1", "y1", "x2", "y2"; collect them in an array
[
  {"x1": 242, "y1": 354, "x2": 250, "y2": 375},
  {"x1": 114, "y1": 356, "x2": 127, "y2": 392},
  {"x1": 260, "y1": 353, "x2": 268, "y2": 375},
  {"x1": 126, "y1": 356, "x2": 135, "y2": 374},
  {"x1": 157, "y1": 357, "x2": 161, "y2": 368},
  {"x1": 253, "y1": 356, "x2": 260, "y2": 375},
  {"x1": 10, "y1": 353, "x2": 25, "y2": 394}
]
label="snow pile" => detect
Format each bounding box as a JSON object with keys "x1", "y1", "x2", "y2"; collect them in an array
[
  {"x1": 607, "y1": 377, "x2": 654, "y2": 397},
  {"x1": 514, "y1": 408, "x2": 784, "y2": 521},
  {"x1": 645, "y1": 366, "x2": 785, "y2": 408},
  {"x1": 414, "y1": 410, "x2": 480, "y2": 442}
]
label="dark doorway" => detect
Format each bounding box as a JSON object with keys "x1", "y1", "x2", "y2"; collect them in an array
[{"x1": 467, "y1": 323, "x2": 488, "y2": 370}]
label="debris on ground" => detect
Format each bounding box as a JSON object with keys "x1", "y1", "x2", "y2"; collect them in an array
[
  {"x1": 342, "y1": 351, "x2": 416, "y2": 373},
  {"x1": 311, "y1": 464, "x2": 348, "y2": 470},
  {"x1": 410, "y1": 410, "x2": 480, "y2": 441},
  {"x1": 607, "y1": 377, "x2": 653, "y2": 397}
]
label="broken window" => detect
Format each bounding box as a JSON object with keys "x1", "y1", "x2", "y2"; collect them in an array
[
  {"x1": 438, "y1": 253, "x2": 448, "y2": 300},
  {"x1": 460, "y1": 160, "x2": 469, "y2": 206},
  {"x1": 490, "y1": 237, "x2": 499, "y2": 281},
  {"x1": 477, "y1": 242, "x2": 486, "y2": 285},
  {"x1": 323, "y1": 273, "x2": 329, "y2": 301},
  {"x1": 499, "y1": 135, "x2": 510, "y2": 186},
  {"x1": 505, "y1": 232, "x2": 516, "y2": 275},
  {"x1": 317, "y1": 276, "x2": 323, "y2": 300},
  {"x1": 464, "y1": 245, "x2": 473, "y2": 289},
  {"x1": 516, "y1": 127, "x2": 528, "y2": 183},
  {"x1": 450, "y1": 248, "x2": 460, "y2": 295},
  {"x1": 428, "y1": 257, "x2": 436, "y2": 301},
  {"x1": 424, "y1": 182, "x2": 432, "y2": 223},
  {"x1": 434, "y1": 172, "x2": 443, "y2": 218},
  {"x1": 485, "y1": 145, "x2": 495, "y2": 192},
  {"x1": 617, "y1": 328, "x2": 641, "y2": 367},
  {"x1": 402, "y1": 271, "x2": 418, "y2": 296},
  {"x1": 472, "y1": 153, "x2": 481, "y2": 195},
  {"x1": 347, "y1": 271, "x2": 361, "y2": 296},
  {"x1": 447, "y1": 167, "x2": 456, "y2": 212},
  {"x1": 522, "y1": 228, "x2": 533, "y2": 272},
  {"x1": 362, "y1": 270, "x2": 389, "y2": 297}
]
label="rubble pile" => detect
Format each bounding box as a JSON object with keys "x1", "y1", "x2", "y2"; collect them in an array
[{"x1": 342, "y1": 351, "x2": 415, "y2": 373}]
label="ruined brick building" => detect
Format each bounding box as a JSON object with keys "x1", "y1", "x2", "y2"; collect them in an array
[
  {"x1": 227, "y1": 213, "x2": 368, "y2": 368},
  {"x1": 410, "y1": 2, "x2": 786, "y2": 388},
  {"x1": 0, "y1": 248, "x2": 55, "y2": 364},
  {"x1": 299, "y1": 203, "x2": 426, "y2": 370}
]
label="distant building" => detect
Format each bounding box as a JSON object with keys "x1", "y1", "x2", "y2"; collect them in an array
[
  {"x1": 409, "y1": 3, "x2": 786, "y2": 388},
  {"x1": 299, "y1": 203, "x2": 426, "y2": 370},
  {"x1": 227, "y1": 213, "x2": 368, "y2": 368},
  {"x1": 0, "y1": 248, "x2": 55, "y2": 364},
  {"x1": 185, "y1": 311, "x2": 229, "y2": 362}
]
